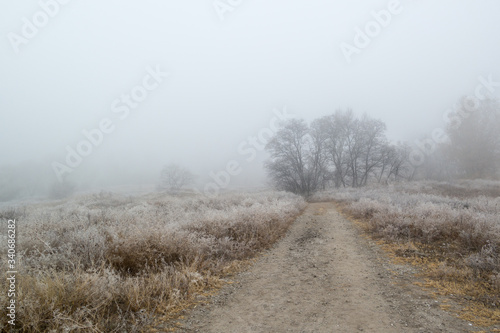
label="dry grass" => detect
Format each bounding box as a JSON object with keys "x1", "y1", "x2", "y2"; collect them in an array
[
  {"x1": 0, "y1": 190, "x2": 305, "y2": 332},
  {"x1": 315, "y1": 180, "x2": 500, "y2": 328}
]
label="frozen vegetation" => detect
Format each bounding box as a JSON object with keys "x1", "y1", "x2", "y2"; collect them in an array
[
  {"x1": 0, "y1": 190, "x2": 305, "y2": 332},
  {"x1": 313, "y1": 180, "x2": 500, "y2": 269},
  {"x1": 313, "y1": 179, "x2": 500, "y2": 324}
]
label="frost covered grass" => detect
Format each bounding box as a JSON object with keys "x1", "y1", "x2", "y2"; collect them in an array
[
  {"x1": 313, "y1": 180, "x2": 500, "y2": 326},
  {"x1": 0, "y1": 190, "x2": 305, "y2": 332},
  {"x1": 313, "y1": 180, "x2": 500, "y2": 254}
]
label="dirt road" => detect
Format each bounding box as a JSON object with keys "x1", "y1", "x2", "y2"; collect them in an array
[{"x1": 177, "y1": 203, "x2": 475, "y2": 332}]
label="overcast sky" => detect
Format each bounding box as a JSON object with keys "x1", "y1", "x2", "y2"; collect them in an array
[{"x1": 1, "y1": 0, "x2": 500, "y2": 190}]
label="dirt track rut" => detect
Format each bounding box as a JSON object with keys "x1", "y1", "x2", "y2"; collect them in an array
[{"x1": 177, "y1": 202, "x2": 475, "y2": 332}]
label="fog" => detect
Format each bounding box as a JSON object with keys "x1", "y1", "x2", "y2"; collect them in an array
[{"x1": 1, "y1": 0, "x2": 500, "y2": 197}]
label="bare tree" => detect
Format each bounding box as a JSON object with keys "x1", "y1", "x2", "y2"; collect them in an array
[
  {"x1": 265, "y1": 119, "x2": 326, "y2": 197},
  {"x1": 356, "y1": 115, "x2": 387, "y2": 186},
  {"x1": 322, "y1": 110, "x2": 353, "y2": 187},
  {"x1": 265, "y1": 111, "x2": 398, "y2": 195},
  {"x1": 309, "y1": 117, "x2": 331, "y2": 190},
  {"x1": 376, "y1": 143, "x2": 413, "y2": 183},
  {"x1": 158, "y1": 164, "x2": 195, "y2": 193},
  {"x1": 321, "y1": 110, "x2": 388, "y2": 187}
]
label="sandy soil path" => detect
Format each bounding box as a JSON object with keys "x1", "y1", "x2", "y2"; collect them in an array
[{"x1": 177, "y1": 202, "x2": 475, "y2": 332}]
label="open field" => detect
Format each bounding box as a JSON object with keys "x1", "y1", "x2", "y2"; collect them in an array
[
  {"x1": 0, "y1": 191, "x2": 305, "y2": 332},
  {"x1": 2, "y1": 180, "x2": 499, "y2": 332},
  {"x1": 313, "y1": 180, "x2": 500, "y2": 328}
]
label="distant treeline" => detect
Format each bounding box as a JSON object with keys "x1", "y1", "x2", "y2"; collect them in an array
[
  {"x1": 1, "y1": 98, "x2": 499, "y2": 201},
  {"x1": 265, "y1": 98, "x2": 500, "y2": 197}
]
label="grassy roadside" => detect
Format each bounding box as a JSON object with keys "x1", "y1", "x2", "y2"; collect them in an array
[
  {"x1": 313, "y1": 180, "x2": 500, "y2": 329},
  {"x1": 337, "y1": 202, "x2": 500, "y2": 328},
  {"x1": 0, "y1": 191, "x2": 305, "y2": 332}
]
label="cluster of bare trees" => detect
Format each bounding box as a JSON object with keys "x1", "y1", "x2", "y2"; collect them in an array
[
  {"x1": 266, "y1": 99, "x2": 500, "y2": 196},
  {"x1": 265, "y1": 110, "x2": 413, "y2": 196}
]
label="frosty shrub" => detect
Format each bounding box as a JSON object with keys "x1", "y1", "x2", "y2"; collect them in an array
[
  {"x1": 314, "y1": 179, "x2": 500, "y2": 316},
  {"x1": 315, "y1": 181, "x2": 500, "y2": 255},
  {"x1": 0, "y1": 190, "x2": 305, "y2": 332},
  {"x1": 313, "y1": 179, "x2": 500, "y2": 272}
]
